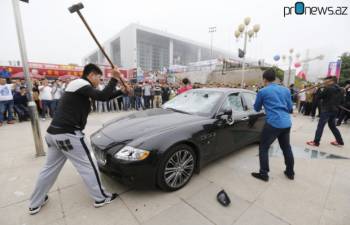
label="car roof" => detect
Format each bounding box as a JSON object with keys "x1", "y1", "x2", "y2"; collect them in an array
[{"x1": 191, "y1": 87, "x2": 256, "y2": 94}]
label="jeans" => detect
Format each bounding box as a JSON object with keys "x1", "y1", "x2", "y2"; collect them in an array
[
  {"x1": 144, "y1": 96, "x2": 151, "y2": 109},
  {"x1": 259, "y1": 123, "x2": 294, "y2": 176},
  {"x1": 0, "y1": 100, "x2": 14, "y2": 122},
  {"x1": 122, "y1": 96, "x2": 130, "y2": 111},
  {"x1": 135, "y1": 96, "x2": 142, "y2": 110},
  {"x1": 299, "y1": 101, "x2": 306, "y2": 114},
  {"x1": 314, "y1": 112, "x2": 344, "y2": 145},
  {"x1": 41, "y1": 100, "x2": 53, "y2": 118},
  {"x1": 96, "y1": 101, "x2": 107, "y2": 112},
  {"x1": 51, "y1": 99, "x2": 59, "y2": 116},
  {"x1": 13, "y1": 104, "x2": 30, "y2": 121}
]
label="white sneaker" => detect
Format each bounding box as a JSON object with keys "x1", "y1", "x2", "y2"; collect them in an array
[
  {"x1": 94, "y1": 193, "x2": 118, "y2": 208},
  {"x1": 29, "y1": 195, "x2": 48, "y2": 215}
]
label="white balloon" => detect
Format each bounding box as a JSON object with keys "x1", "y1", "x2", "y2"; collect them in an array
[
  {"x1": 244, "y1": 17, "x2": 251, "y2": 26},
  {"x1": 253, "y1": 24, "x2": 260, "y2": 33},
  {"x1": 238, "y1": 24, "x2": 245, "y2": 32}
]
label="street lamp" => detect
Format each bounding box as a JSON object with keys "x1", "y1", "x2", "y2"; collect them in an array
[
  {"x1": 282, "y1": 48, "x2": 300, "y2": 87},
  {"x1": 11, "y1": 0, "x2": 45, "y2": 156},
  {"x1": 208, "y1": 26, "x2": 216, "y2": 58},
  {"x1": 235, "y1": 17, "x2": 260, "y2": 87}
]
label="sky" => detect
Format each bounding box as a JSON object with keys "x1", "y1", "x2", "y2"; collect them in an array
[{"x1": 1, "y1": 0, "x2": 349, "y2": 80}]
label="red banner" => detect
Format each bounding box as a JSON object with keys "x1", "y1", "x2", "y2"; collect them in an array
[{"x1": 1, "y1": 62, "x2": 132, "y2": 79}]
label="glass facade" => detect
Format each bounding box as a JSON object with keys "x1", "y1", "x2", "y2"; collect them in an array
[
  {"x1": 173, "y1": 40, "x2": 198, "y2": 65},
  {"x1": 111, "y1": 38, "x2": 122, "y2": 67},
  {"x1": 84, "y1": 26, "x2": 232, "y2": 71},
  {"x1": 137, "y1": 30, "x2": 170, "y2": 71}
]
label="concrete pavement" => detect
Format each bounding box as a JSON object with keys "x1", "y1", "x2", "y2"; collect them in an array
[{"x1": 0, "y1": 112, "x2": 349, "y2": 225}]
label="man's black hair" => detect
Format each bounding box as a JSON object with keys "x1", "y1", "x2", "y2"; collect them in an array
[
  {"x1": 262, "y1": 69, "x2": 276, "y2": 82},
  {"x1": 324, "y1": 76, "x2": 337, "y2": 83},
  {"x1": 182, "y1": 78, "x2": 190, "y2": 85},
  {"x1": 82, "y1": 63, "x2": 102, "y2": 79}
]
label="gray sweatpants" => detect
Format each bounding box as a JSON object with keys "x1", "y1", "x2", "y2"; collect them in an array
[{"x1": 29, "y1": 131, "x2": 111, "y2": 208}]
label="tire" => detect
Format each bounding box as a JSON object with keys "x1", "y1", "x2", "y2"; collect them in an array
[{"x1": 157, "y1": 144, "x2": 196, "y2": 191}]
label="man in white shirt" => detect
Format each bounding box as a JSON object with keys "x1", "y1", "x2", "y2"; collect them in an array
[
  {"x1": 0, "y1": 77, "x2": 15, "y2": 126},
  {"x1": 39, "y1": 79, "x2": 53, "y2": 119},
  {"x1": 143, "y1": 81, "x2": 152, "y2": 109},
  {"x1": 51, "y1": 80, "x2": 63, "y2": 115}
]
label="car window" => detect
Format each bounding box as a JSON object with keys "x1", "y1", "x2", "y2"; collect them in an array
[
  {"x1": 220, "y1": 93, "x2": 244, "y2": 112},
  {"x1": 163, "y1": 90, "x2": 223, "y2": 117},
  {"x1": 242, "y1": 92, "x2": 256, "y2": 110}
]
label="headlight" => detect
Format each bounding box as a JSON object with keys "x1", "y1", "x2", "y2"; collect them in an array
[{"x1": 114, "y1": 146, "x2": 150, "y2": 161}]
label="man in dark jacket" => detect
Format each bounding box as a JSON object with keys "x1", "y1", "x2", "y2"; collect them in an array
[
  {"x1": 13, "y1": 86, "x2": 30, "y2": 121},
  {"x1": 161, "y1": 83, "x2": 171, "y2": 104},
  {"x1": 307, "y1": 77, "x2": 344, "y2": 147},
  {"x1": 134, "y1": 83, "x2": 143, "y2": 110},
  {"x1": 29, "y1": 64, "x2": 129, "y2": 215},
  {"x1": 336, "y1": 80, "x2": 350, "y2": 126}
]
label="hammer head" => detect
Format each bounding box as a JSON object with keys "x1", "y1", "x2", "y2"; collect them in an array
[{"x1": 68, "y1": 2, "x2": 84, "y2": 13}]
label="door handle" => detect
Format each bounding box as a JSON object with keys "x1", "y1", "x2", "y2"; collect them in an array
[{"x1": 241, "y1": 116, "x2": 249, "y2": 121}]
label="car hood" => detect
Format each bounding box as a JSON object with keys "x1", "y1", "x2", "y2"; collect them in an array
[{"x1": 99, "y1": 108, "x2": 205, "y2": 142}]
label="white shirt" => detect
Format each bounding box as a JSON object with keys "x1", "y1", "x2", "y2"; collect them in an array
[
  {"x1": 39, "y1": 85, "x2": 53, "y2": 100},
  {"x1": 0, "y1": 84, "x2": 14, "y2": 101},
  {"x1": 299, "y1": 90, "x2": 306, "y2": 101},
  {"x1": 143, "y1": 85, "x2": 152, "y2": 96},
  {"x1": 52, "y1": 86, "x2": 63, "y2": 100}
]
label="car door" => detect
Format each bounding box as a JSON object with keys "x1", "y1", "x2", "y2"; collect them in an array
[
  {"x1": 241, "y1": 91, "x2": 266, "y2": 143},
  {"x1": 214, "y1": 92, "x2": 252, "y2": 156}
]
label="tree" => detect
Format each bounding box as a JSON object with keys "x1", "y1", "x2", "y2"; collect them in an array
[
  {"x1": 260, "y1": 66, "x2": 284, "y2": 82},
  {"x1": 339, "y1": 52, "x2": 350, "y2": 85}
]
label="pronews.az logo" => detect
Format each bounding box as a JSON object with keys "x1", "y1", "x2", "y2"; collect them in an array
[{"x1": 284, "y1": 2, "x2": 348, "y2": 17}]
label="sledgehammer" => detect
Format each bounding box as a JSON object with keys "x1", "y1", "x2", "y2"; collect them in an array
[{"x1": 68, "y1": 2, "x2": 128, "y2": 90}]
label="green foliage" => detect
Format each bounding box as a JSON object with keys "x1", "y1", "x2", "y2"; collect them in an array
[
  {"x1": 339, "y1": 52, "x2": 350, "y2": 85},
  {"x1": 260, "y1": 66, "x2": 284, "y2": 82}
]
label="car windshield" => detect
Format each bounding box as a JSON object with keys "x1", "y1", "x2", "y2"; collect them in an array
[{"x1": 162, "y1": 90, "x2": 223, "y2": 116}]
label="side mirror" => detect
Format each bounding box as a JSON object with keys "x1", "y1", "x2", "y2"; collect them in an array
[{"x1": 217, "y1": 109, "x2": 235, "y2": 125}]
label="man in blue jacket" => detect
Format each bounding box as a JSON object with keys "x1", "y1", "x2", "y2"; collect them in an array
[{"x1": 252, "y1": 69, "x2": 295, "y2": 181}]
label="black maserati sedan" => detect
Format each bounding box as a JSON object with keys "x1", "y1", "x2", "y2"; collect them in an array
[{"x1": 90, "y1": 88, "x2": 265, "y2": 191}]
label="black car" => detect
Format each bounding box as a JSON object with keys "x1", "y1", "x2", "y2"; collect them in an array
[{"x1": 90, "y1": 88, "x2": 265, "y2": 191}]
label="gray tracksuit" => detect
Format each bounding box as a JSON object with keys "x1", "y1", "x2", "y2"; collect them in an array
[{"x1": 29, "y1": 78, "x2": 122, "y2": 208}]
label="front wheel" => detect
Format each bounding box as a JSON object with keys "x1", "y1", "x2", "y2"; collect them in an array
[{"x1": 157, "y1": 144, "x2": 196, "y2": 191}]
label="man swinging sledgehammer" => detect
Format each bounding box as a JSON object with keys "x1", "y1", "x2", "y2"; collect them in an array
[{"x1": 29, "y1": 64, "x2": 130, "y2": 215}]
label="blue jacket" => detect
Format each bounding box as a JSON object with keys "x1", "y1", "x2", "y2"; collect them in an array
[{"x1": 254, "y1": 83, "x2": 293, "y2": 128}]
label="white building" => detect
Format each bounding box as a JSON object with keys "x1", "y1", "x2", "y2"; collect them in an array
[{"x1": 83, "y1": 23, "x2": 237, "y2": 71}]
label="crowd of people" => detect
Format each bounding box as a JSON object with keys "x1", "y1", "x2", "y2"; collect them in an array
[
  {"x1": 1, "y1": 74, "x2": 349, "y2": 129},
  {"x1": 0, "y1": 76, "x2": 195, "y2": 126},
  {"x1": 290, "y1": 80, "x2": 350, "y2": 126}
]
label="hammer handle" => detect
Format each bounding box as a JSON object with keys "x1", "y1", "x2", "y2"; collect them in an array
[
  {"x1": 76, "y1": 11, "x2": 128, "y2": 89},
  {"x1": 292, "y1": 79, "x2": 335, "y2": 96}
]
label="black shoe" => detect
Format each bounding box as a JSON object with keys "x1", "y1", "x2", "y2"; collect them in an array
[
  {"x1": 29, "y1": 195, "x2": 49, "y2": 215},
  {"x1": 251, "y1": 172, "x2": 269, "y2": 182},
  {"x1": 94, "y1": 193, "x2": 118, "y2": 208},
  {"x1": 284, "y1": 171, "x2": 294, "y2": 180}
]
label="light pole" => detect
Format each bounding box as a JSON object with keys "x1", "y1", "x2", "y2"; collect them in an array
[
  {"x1": 209, "y1": 26, "x2": 216, "y2": 58},
  {"x1": 12, "y1": 0, "x2": 45, "y2": 156},
  {"x1": 281, "y1": 48, "x2": 300, "y2": 87},
  {"x1": 234, "y1": 17, "x2": 260, "y2": 87},
  {"x1": 286, "y1": 49, "x2": 298, "y2": 87}
]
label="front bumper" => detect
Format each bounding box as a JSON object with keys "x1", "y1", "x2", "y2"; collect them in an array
[{"x1": 91, "y1": 143, "x2": 158, "y2": 188}]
